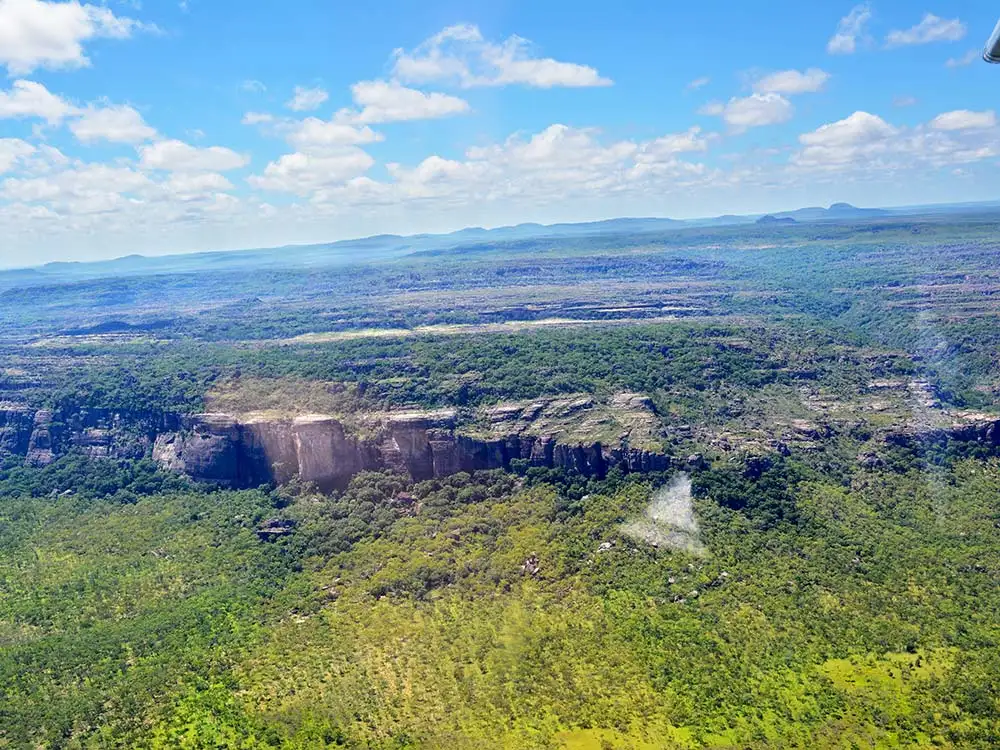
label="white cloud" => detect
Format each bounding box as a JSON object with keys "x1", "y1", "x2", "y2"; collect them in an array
[
  {"x1": 929, "y1": 110, "x2": 997, "y2": 131},
  {"x1": 346, "y1": 80, "x2": 470, "y2": 124},
  {"x1": 240, "y1": 79, "x2": 266, "y2": 93},
  {"x1": 286, "y1": 85, "x2": 329, "y2": 112},
  {"x1": 0, "y1": 79, "x2": 79, "y2": 123},
  {"x1": 2, "y1": 162, "x2": 151, "y2": 209},
  {"x1": 686, "y1": 76, "x2": 710, "y2": 91},
  {"x1": 286, "y1": 117, "x2": 383, "y2": 151},
  {"x1": 754, "y1": 68, "x2": 830, "y2": 95},
  {"x1": 138, "y1": 139, "x2": 249, "y2": 172},
  {"x1": 464, "y1": 125, "x2": 636, "y2": 171},
  {"x1": 893, "y1": 95, "x2": 918, "y2": 107},
  {"x1": 380, "y1": 124, "x2": 713, "y2": 206},
  {"x1": 392, "y1": 23, "x2": 612, "y2": 88},
  {"x1": 246, "y1": 122, "x2": 717, "y2": 212},
  {"x1": 242, "y1": 111, "x2": 274, "y2": 125},
  {"x1": 162, "y1": 171, "x2": 233, "y2": 196},
  {"x1": 709, "y1": 93, "x2": 795, "y2": 132},
  {"x1": 636, "y1": 127, "x2": 713, "y2": 160},
  {"x1": 0, "y1": 147, "x2": 251, "y2": 257},
  {"x1": 800, "y1": 111, "x2": 896, "y2": 148},
  {"x1": 248, "y1": 149, "x2": 375, "y2": 194},
  {"x1": 827, "y1": 4, "x2": 871, "y2": 54},
  {"x1": 70, "y1": 103, "x2": 157, "y2": 143},
  {"x1": 886, "y1": 14, "x2": 966, "y2": 47},
  {"x1": 0, "y1": 138, "x2": 35, "y2": 173},
  {"x1": 793, "y1": 111, "x2": 897, "y2": 169},
  {"x1": 698, "y1": 101, "x2": 725, "y2": 116},
  {"x1": 0, "y1": 0, "x2": 154, "y2": 75},
  {"x1": 792, "y1": 110, "x2": 1000, "y2": 172},
  {"x1": 946, "y1": 49, "x2": 978, "y2": 68}
]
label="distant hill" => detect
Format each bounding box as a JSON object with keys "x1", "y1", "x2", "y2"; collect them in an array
[
  {"x1": 1, "y1": 200, "x2": 992, "y2": 284},
  {"x1": 771, "y1": 203, "x2": 890, "y2": 222}
]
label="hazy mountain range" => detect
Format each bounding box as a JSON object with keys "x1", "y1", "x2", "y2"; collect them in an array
[{"x1": 3, "y1": 200, "x2": 1000, "y2": 285}]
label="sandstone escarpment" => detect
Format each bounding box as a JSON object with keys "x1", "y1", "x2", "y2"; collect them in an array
[
  {"x1": 151, "y1": 405, "x2": 672, "y2": 490},
  {"x1": 4, "y1": 392, "x2": 1000, "y2": 490}
]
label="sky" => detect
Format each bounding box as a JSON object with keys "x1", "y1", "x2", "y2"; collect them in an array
[{"x1": 1, "y1": 0, "x2": 999, "y2": 266}]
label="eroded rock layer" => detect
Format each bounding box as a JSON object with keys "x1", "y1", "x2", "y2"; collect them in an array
[
  {"x1": 151, "y1": 409, "x2": 672, "y2": 490},
  {"x1": 3, "y1": 393, "x2": 1000, "y2": 490}
]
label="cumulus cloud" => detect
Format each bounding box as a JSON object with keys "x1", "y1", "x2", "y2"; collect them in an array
[
  {"x1": 0, "y1": 138, "x2": 35, "y2": 173},
  {"x1": 0, "y1": 0, "x2": 154, "y2": 75},
  {"x1": 162, "y1": 171, "x2": 233, "y2": 196},
  {"x1": 886, "y1": 14, "x2": 966, "y2": 47},
  {"x1": 792, "y1": 110, "x2": 1000, "y2": 172},
  {"x1": 392, "y1": 23, "x2": 612, "y2": 88},
  {"x1": 702, "y1": 69, "x2": 825, "y2": 133},
  {"x1": 0, "y1": 79, "x2": 79, "y2": 123},
  {"x1": 70, "y1": 103, "x2": 157, "y2": 143},
  {"x1": 929, "y1": 110, "x2": 997, "y2": 131},
  {"x1": 286, "y1": 85, "x2": 329, "y2": 112},
  {"x1": 138, "y1": 139, "x2": 249, "y2": 172},
  {"x1": 827, "y1": 4, "x2": 872, "y2": 54},
  {"x1": 753, "y1": 68, "x2": 830, "y2": 95},
  {"x1": 800, "y1": 111, "x2": 896, "y2": 148},
  {"x1": 708, "y1": 93, "x2": 795, "y2": 132},
  {"x1": 285, "y1": 118, "x2": 383, "y2": 151},
  {"x1": 0, "y1": 143, "x2": 249, "y2": 256},
  {"x1": 248, "y1": 149, "x2": 375, "y2": 194},
  {"x1": 345, "y1": 80, "x2": 470, "y2": 124},
  {"x1": 249, "y1": 80, "x2": 468, "y2": 195},
  {"x1": 380, "y1": 124, "x2": 714, "y2": 207},
  {"x1": 793, "y1": 111, "x2": 898, "y2": 169},
  {"x1": 246, "y1": 122, "x2": 719, "y2": 214},
  {"x1": 636, "y1": 127, "x2": 714, "y2": 160},
  {"x1": 2, "y1": 161, "x2": 152, "y2": 212}
]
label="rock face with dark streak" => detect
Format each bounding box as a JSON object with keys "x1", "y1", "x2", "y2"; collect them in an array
[
  {"x1": 4, "y1": 394, "x2": 1000, "y2": 490},
  {"x1": 151, "y1": 409, "x2": 675, "y2": 490},
  {"x1": 0, "y1": 404, "x2": 35, "y2": 456}
]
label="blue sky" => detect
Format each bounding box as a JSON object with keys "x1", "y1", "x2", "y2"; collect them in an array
[{"x1": 1, "y1": 0, "x2": 999, "y2": 265}]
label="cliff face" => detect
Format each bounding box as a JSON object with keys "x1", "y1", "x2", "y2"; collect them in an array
[
  {"x1": 151, "y1": 410, "x2": 672, "y2": 490},
  {"x1": 0, "y1": 404, "x2": 35, "y2": 457},
  {"x1": 5, "y1": 394, "x2": 1000, "y2": 490}
]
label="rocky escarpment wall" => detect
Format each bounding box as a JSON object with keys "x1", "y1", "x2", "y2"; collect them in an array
[
  {"x1": 151, "y1": 412, "x2": 674, "y2": 490},
  {"x1": 0, "y1": 404, "x2": 178, "y2": 467},
  {"x1": 5, "y1": 401, "x2": 1000, "y2": 491}
]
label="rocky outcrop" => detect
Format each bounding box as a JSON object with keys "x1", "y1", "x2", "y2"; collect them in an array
[
  {"x1": 25, "y1": 410, "x2": 56, "y2": 467},
  {"x1": 151, "y1": 410, "x2": 675, "y2": 490},
  {"x1": 881, "y1": 418, "x2": 1000, "y2": 452},
  {"x1": 0, "y1": 404, "x2": 35, "y2": 456},
  {"x1": 858, "y1": 417, "x2": 1000, "y2": 468}
]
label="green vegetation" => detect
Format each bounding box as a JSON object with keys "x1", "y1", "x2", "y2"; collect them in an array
[
  {"x1": 0, "y1": 454, "x2": 194, "y2": 502},
  {"x1": 0, "y1": 487, "x2": 294, "y2": 748},
  {"x1": 3, "y1": 218, "x2": 1000, "y2": 747},
  {"x1": 3, "y1": 458, "x2": 999, "y2": 747}
]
